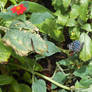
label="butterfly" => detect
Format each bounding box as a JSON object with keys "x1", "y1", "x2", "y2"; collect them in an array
[{"x1": 67, "y1": 40, "x2": 84, "y2": 55}]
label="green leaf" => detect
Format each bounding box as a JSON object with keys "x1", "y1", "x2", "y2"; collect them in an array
[
  {"x1": 43, "y1": 41, "x2": 60, "y2": 56},
  {"x1": 70, "y1": 5, "x2": 80, "y2": 19},
  {"x1": 52, "y1": 0, "x2": 62, "y2": 7},
  {"x1": 58, "y1": 59, "x2": 74, "y2": 68},
  {"x1": 3, "y1": 20, "x2": 47, "y2": 56},
  {"x1": 80, "y1": 85, "x2": 92, "y2": 92},
  {"x1": 90, "y1": 4, "x2": 92, "y2": 19},
  {"x1": 73, "y1": 66, "x2": 88, "y2": 78},
  {"x1": 0, "y1": 12, "x2": 26, "y2": 21},
  {"x1": 0, "y1": 88, "x2": 2, "y2": 92},
  {"x1": 0, "y1": 0, "x2": 7, "y2": 8},
  {"x1": 87, "y1": 62, "x2": 92, "y2": 76},
  {"x1": 32, "y1": 79, "x2": 46, "y2": 92},
  {"x1": 58, "y1": 89, "x2": 67, "y2": 92},
  {"x1": 75, "y1": 81, "x2": 84, "y2": 89},
  {"x1": 22, "y1": 1, "x2": 50, "y2": 13},
  {"x1": 9, "y1": 0, "x2": 17, "y2": 4},
  {"x1": 62, "y1": 0, "x2": 71, "y2": 8},
  {"x1": 22, "y1": 72, "x2": 32, "y2": 84},
  {"x1": 69, "y1": 27, "x2": 80, "y2": 40},
  {"x1": 0, "y1": 41, "x2": 11, "y2": 64},
  {"x1": 52, "y1": 72, "x2": 66, "y2": 89},
  {"x1": 80, "y1": 78, "x2": 92, "y2": 88},
  {"x1": 10, "y1": 82, "x2": 21, "y2": 92},
  {"x1": 80, "y1": 0, "x2": 89, "y2": 7},
  {"x1": 20, "y1": 84, "x2": 32, "y2": 92},
  {"x1": 66, "y1": 18, "x2": 77, "y2": 27},
  {"x1": 79, "y1": 0, "x2": 89, "y2": 21},
  {"x1": 79, "y1": 33, "x2": 92, "y2": 61},
  {"x1": 56, "y1": 11, "x2": 68, "y2": 26},
  {"x1": 0, "y1": 75, "x2": 13, "y2": 85},
  {"x1": 30, "y1": 12, "x2": 54, "y2": 24},
  {"x1": 79, "y1": 6, "x2": 88, "y2": 21},
  {"x1": 81, "y1": 23, "x2": 92, "y2": 32},
  {"x1": 52, "y1": 0, "x2": 63, "y2": 10},
  {"x1": 39, "y1": 19, "x2": 65, "y2": 42}
]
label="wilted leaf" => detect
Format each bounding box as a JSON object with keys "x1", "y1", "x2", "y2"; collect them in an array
[
  {"x1": 3, "y1": 20, "x2": 47, "y2": 56},
  {"x1": 79, "y1": 33, "x2": 92, "y2": 61},
  {"x1": 32, "y1": 79, "x2": 46, "y2": 92}
]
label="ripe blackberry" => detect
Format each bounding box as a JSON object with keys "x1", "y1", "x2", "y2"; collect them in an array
[{"x1": 67, "y1": 40, "x2": 84, "y2": 53}]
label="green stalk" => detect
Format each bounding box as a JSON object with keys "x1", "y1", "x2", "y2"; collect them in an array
[
  {"x1": 8, "y1": 63, "x2": 71, "y2": 91},
  {"x1": 34, "y1": 72, "x2": 71, "y2": 90}
]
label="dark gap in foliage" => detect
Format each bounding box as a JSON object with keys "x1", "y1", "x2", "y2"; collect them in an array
[
  {"x1": 63, "y1": 27, "x2": 72, "y2": 49},
  {"x1": 38, "y1": 0, "x2": 55, "y2": 12}
]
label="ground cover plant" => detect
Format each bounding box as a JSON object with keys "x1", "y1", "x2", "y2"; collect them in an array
[{"x1": 0, "y1": 0, "x2": 92, "y2": 92}]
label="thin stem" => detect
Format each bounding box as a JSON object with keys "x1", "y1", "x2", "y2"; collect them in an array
[
  {"x1": 35, "y1": 72, "x2": 71, "y2": 90},
  {"x1": 8, "y1": 63, "x2": 71, "y2": 91},
  {"x1": 56, "y1": 62, "x2": 66, "y2": 75}
]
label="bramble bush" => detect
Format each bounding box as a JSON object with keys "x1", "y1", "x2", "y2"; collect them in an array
[{"x1": 0, "y1": 0, "x2": 92, "y2": 92}]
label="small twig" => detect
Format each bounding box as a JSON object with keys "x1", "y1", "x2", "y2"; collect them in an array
[
  {"x1": 51, "y1": 67, "x2": 58, "y2": 78},
  {"x1": 56, "y1": 62, "x2": 66, "y2": 75}
]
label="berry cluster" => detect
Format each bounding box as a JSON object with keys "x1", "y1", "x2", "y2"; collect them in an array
[{"x1": 68, "y1": 40, "x2": 84, "y2": 53}]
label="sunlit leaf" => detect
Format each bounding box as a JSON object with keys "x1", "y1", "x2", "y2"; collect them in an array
[
  {"x1": 0, "y1": 41, "x2": 11, "y2": 63},
  {"x1": 9, "y1": 0, "x2": 17, "y2": 4},
  {"x1": 79, "y1": 33, "x2": 92, "y2": 61},
  {"x1": 81, "y1": 23, "x2": 92, "y2": 32},
  {"x1": 66, "y1": 18, "x2": 77, "y2": 27},
  {"x1": 62, "y1": 0, "x2": 71, "y2": 8},
  {"x1": 70, "y1": 5, "x2": 80, "y2": 19},
  {"x1": 39, "y1": 18, "x2": 65, "y2": 42},
  {"x1": 0, "y1": 0, "x2": 7, "y2": 8}
]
